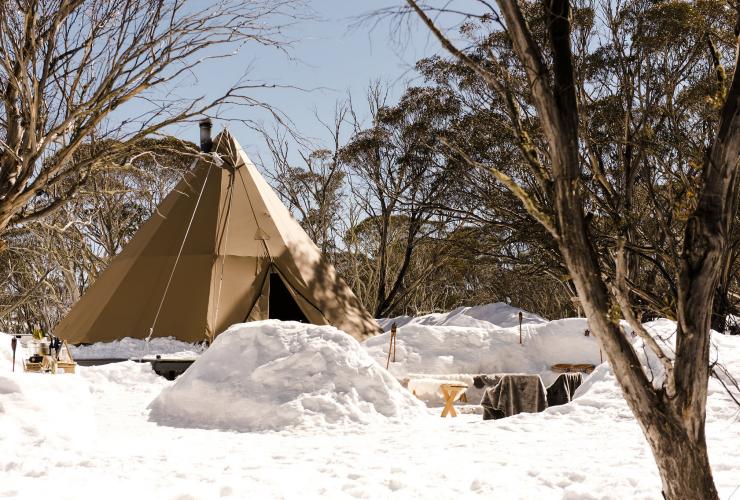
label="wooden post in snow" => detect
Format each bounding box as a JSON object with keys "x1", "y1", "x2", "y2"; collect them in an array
[
  {"x1": 518, "y1": 311, "x2": 523, "y2": 345},
  {"x1": 392, "y1": 322, "x2": 397, "y2": 362},
  {"x1": 11, "y1": 336, "x2": 17, "y2": 372},
  {"x1": 386, "y1": 322, "x2": 397, "y2": 369}
]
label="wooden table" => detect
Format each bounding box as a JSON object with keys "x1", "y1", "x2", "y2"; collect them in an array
[{"x1": 440, "y1": 383, "x2": 468, "y2": 417}]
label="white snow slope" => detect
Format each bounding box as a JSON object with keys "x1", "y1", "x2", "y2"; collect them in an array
[
  {"x1": 149, "y1": 321, "x2": 426, "y2": 431},
  {"x1": 1, "y1": 308, "x2": 739, "y2": 499},
  {"x1": 70, "y1": 336, "x2": 204, "y2": 360}
]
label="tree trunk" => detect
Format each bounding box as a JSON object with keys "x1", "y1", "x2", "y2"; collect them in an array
[
  {"x1": 711, "y1": 283, "x2": 729, "y2": 333},
  {"x1": 642, "y1": 412, "x2": 718, "y2": 500}
]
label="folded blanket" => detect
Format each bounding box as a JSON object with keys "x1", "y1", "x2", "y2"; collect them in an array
[
  {"x1": 481, "y1": 374, "x2": 547, "y2": 420},
  {"x1": 546, "y1": 372, "x2": 583, "y2": 407}
]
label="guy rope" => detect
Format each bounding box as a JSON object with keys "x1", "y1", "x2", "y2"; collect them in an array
[{"x1": 145, "y1": 157, "x2": 214, "y2": 349}]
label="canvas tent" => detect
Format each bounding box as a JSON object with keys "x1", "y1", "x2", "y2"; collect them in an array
[{"x1": 55, "y1": 130, "x2": 379, "y2": 344}]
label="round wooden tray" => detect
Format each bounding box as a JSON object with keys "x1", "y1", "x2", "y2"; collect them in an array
[{"x1": 551, "y1": 363, "x2": 595, "y2": 374}]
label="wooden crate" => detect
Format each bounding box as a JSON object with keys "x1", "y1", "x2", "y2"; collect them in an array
[
  {"x1": 23, "y1": 356, "x2": 51, "y2": 373},
  {"x1": 55, "y1": 361, "x2": 76, "y2": 374},
  {"x1": 55, "y1": 341, "x2": 77, "y2": 374}
]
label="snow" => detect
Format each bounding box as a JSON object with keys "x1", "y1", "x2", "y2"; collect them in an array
[
  {"x1": 378, "y1": 302, "x2": 547, "y2": 331},
  {"x1": 1, "y1": 306, "x2": 739, "y2": 499},
  {"x1": 726, "y1": 314, "x2": 739, "y2": 334},
  {"x1": 70, "y1": 336, "x2": 204, "y2": 360},
  {"x1": 0, "y1": 336, "x2": 97, "y2": 464},
  {"x1": 149, "y1": 321, "x2": 426, "y2": 431},
  {"x1": 371, "y1": 305, "x2": 594, "y2": 403},
  {"x1": 365, "y1": 318, "x2": 599, "y2": 389}
]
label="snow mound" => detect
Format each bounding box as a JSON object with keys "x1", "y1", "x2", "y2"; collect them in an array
[
  {"x1": 148, "y1": 321, "x2": 426, "y2": 432},
  {"x1": 364, "y1": 318, "x2": 598, "y2": 387},
  {"x1": 378, "y1": 302, "x2": 547, "y2": 331},
  {"x1": 70, "y1": 336, "x2": 204, "y2": 360}
]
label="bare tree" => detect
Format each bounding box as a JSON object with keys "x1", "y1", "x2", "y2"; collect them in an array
[
  {"x1": 404, "y1": 1, "x2": 739, "y2": 498},
  {"x1": 339, "y1": 83, "x2": 459, "y2": 317},
  {"x1": 262, "y1": 104, "x2": 349, "y2": 255},
  {"x1": 0, "y1": 0, "x2": 299, "y2": 237}
]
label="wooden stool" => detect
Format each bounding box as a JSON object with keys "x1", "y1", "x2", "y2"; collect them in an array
[{"x1": 440, "y1": 383, "x2": 468, "y2": 417}]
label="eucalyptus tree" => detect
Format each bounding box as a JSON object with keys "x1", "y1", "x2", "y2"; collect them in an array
[
  {"x1": 405, "y1": 1, "x2": 739, "y2": 498},
  {"x1": 339, "y1": 84, "x2": 460, "y2": 317}
]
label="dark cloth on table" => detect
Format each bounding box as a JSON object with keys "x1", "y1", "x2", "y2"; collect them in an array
[
  {"x1": 546, "y1": 372, "x2": 583, "y2": 407},
  {"x1": 473, "y1": 374, "x2": 501, "y2": 389},
  {"x1": 480, "y1": 374, "x2": 547, "y2": 420}
]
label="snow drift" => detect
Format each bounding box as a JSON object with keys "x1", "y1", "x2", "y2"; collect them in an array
[
  {"x1": 563, "y1": 320, "x2": 740, "y2": 431},
  {"x1": 365, "y1": 318, "x2": 599, "y2": 386},
  {"x1": 148, "y1": 321, "x2": 426, "y2": 432},
  {"x1": 378, "y1": 302, "x2": 547, "y2": 331}
]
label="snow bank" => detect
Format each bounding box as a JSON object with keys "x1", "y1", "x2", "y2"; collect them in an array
[
  {"x1": 70, "y1": 336, "x2": 204, "y2": 360},
  {"x1": 364, "y1": 318, "x2": 599, "y2": 388},
  {"x1": 631, "y1": 319, "x2": 740, "y2": 407},
  {"x1": 564, "y1": 320, "x2": 740, "y2": 418},
  {"x1": 148, "y1": 321, "x2": 426, "y2": 432},
  {"x1": 378, "y1": 302, "x2": 547, "y2": 331}
]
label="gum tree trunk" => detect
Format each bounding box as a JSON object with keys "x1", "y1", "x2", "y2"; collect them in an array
[{"x1": 648, "y1": 426, "x2": 717, "y2": 499}]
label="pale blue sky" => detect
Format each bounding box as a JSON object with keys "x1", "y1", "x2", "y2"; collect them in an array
[{"x1": 153, "y1": 1, "x2": 449, "y2": 164}]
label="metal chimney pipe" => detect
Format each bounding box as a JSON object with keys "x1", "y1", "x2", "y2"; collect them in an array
[{"x1": 199, "y1": 119, "x2": 213, "y2": 153}]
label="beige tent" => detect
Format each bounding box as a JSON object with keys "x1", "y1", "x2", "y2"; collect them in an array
[{"x1": 55, "y1": 130, "x2": 379, "y2": 344}]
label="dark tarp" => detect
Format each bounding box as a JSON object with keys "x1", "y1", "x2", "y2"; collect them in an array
[
  {"x1": 546, "y1": 372, "x2": 583, "y2": 407},
  {"x1": 473, "y1": 374, "x2": 501, "y2": 389},
  {"x1": 480, "y1": 374, "x2": 547, "y2": 420}
]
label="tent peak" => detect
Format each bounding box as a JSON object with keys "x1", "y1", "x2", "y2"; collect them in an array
[{"x1": 210, "y1": 129, "x2": 247, "y2": 172}]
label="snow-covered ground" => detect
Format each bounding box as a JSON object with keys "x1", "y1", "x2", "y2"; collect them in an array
[
  {"x1": 1, "y1": 305, "x2": 739, "y2": 499},
  {"x1": 366, "y1": 318, "x2": 598, "y2": 380}
]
